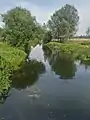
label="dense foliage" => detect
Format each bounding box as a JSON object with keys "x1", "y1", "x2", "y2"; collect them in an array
[
  {"x1": 1, "y1": 7, "x2": 45, "y2": 52},
  {"x1": 44, "y1": 41, "x2": 90, "y2": 63},
  {"x1": 48, "y1": 4, "x2": 79, "y2": 42},
  {"x1": 43, "y1": 31, "x2": 52, "y2": 44},
  {"x1": 0, "y1": 42, "x2": 26, "y2": 102}
]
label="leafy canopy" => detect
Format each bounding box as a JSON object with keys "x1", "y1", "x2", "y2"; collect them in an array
[
  {"x1": 48, "y1": 4, "x2": 79, "y2": 41},
  {"x1": 1, "y1": 7, "x2": 45, "y2": 52},
  {"x1": 43, "y1": 31, "x2": 52, "y2": 44}
]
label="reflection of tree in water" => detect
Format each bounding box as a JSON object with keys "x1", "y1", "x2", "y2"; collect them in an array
[
  {"x1": 80, "y1": 59, "x2": 90, "y2": 70},
  {"x1": 12, "y1": 60, "x2": 45, "y2": 90},
  {"x1": 51, "y1": 54, "x2": 77, "y2": 79},
  {"x1": 43, "y1": 46, "x2": 77, "y2": 79},
  {"x1": 43, "y1": 46, "x2": 52, "y2": 62}
]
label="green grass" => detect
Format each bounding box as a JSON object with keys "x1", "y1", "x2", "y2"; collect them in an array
[
  {"x1": 45, "y1": 41, "x2": 90, "y2": 63},
  {"x1": 0, "y1": 42, "x2": 26, "y2": 102}
]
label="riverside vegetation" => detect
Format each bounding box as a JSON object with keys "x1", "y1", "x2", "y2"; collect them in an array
[
  {"x1": 43, "y1": 4, "x2": 90, "y2": 65},
  {"x1": 44, "y1": 41, "x2": 90, "y2": 65},
  {"x1": 0, "y1": 7, "x2": 45, "y2": 102},
  {"x1": 1, "y1": 3, "x2": 90, "y2": 103},
  {"x1": 0, "y1": 42, "x2": 26, "y2": 102}
]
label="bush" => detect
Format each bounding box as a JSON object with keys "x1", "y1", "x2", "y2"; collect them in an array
[
  {"x1": 43, "y1": 31, "x2": 52, "y2": 44},
  {"x1": 0, "y1": 42, "x2": 26, "y2": 102},
  {"x1": 45, "y1": 42, "x2": 90, "y2": 63}
]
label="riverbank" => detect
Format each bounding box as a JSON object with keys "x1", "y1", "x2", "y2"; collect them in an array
[
  {"x1": 0, "y1": 42, "x2": 26, "y2": 102},
  {"x1": 44, "y1": 41, "x2": 90, "y2": 64}
]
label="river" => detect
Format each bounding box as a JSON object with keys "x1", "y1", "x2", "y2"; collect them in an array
[{"x1": 0, "y1": 44, "x2": 90, "y2": 120}]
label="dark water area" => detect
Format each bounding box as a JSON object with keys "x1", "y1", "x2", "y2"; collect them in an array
[{"x1": 1, "y1": 44, "x2": 90, "y2": 120}]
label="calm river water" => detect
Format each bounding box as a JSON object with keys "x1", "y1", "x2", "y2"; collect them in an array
[{"x1": 0, "y1": 44, "x2": 90, "y2": 120}]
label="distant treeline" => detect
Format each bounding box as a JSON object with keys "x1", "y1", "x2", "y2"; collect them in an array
[{"x1": 73, "y1": 36, "x2": 90, "y2": 39}]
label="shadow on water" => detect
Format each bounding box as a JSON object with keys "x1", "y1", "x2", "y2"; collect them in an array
[
  {"x1": 43, "y1": 46, "x2": 77, "y2": 79},
  {"x1": 11, "y1": 60, "x2": 45, "y2": 90}
]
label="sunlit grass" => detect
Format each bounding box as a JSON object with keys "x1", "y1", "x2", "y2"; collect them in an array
[{"x1": 45, "y1": 41, "x2": 90, "y2": 63}]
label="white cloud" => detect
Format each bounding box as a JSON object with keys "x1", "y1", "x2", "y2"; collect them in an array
[
  {"x1": 0, "y1": 0, "x2": 90, "y2": 35},
  {"x1": 19, "y1": 1, "x2": 90, "y2": 35},
  {"x1": 17, "y1": 1, "x2": 53, "y2": 24}
]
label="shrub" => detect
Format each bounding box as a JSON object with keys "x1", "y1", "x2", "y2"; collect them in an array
[{"x1": 0, "y1": 42, "x2": 26, "y2": 102}]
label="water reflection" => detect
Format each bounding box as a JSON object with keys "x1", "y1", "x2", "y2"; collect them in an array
[
  {"x1": 80, "y1": 59, "x2": 90, "y2": 70},
  {"x1": 1, "y1": 45, "x2": 90, "y2": 120},
  {"x1": 43, "y1": 46, "x2": 77, "y2": 79},
  {"x1": 11, "y1": 60, "x2": 45, "y2": 90},
  {"x1": 51, "y1": 54, "x2": 77, "y2": 79},
  {"x1": 43, "y1": 46, "x2": 52, "y2": 62}
]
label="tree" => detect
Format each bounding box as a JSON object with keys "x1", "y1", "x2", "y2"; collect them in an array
[
  {"x1": 33, "y1": 22, "x2": 46, "y2": 42},
  {"x1": 0, "y1": 27, "x2": 5, "y2": 40},
  {"x1": 86, "y1": 27, "x2": 90, "y2": 37},
  {"x1": 1, "y1": 7, "x2": 44, "y2": 52},
  {"x1": 48, "y1": 4, "x2": 79, "y2": 42},
  {"x1": 43, "y1": 31, "x2": 52, "y2": 44}
]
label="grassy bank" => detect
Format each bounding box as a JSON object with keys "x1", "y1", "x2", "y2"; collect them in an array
[
  {"x1": 44, "y1": 41, "x2": 90, "y2": 63},
  {"x1": 0, "y1": 42, "x2": 26, "y2": 102}
]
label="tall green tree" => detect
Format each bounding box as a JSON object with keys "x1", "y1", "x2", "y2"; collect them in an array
[
  {"x1": 1, "y1": 7, "x2": 45, "y2": 52},
  {"x1": 33, "y1": 22, "x2": 46, "y2": 42},
  {"x1": 43, "y1": 31, "x2": 52, "y2": 44},
  {"x1": 86, "y1": 27, "x2": 90, "y2": 37},
  {"x1": 48, "y1": 4, "x2": 79, "y2": 42}
]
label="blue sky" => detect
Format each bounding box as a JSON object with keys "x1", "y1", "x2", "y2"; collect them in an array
[{"x1": 0, "y1": 0, "x2": 90, "y2": 35}]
